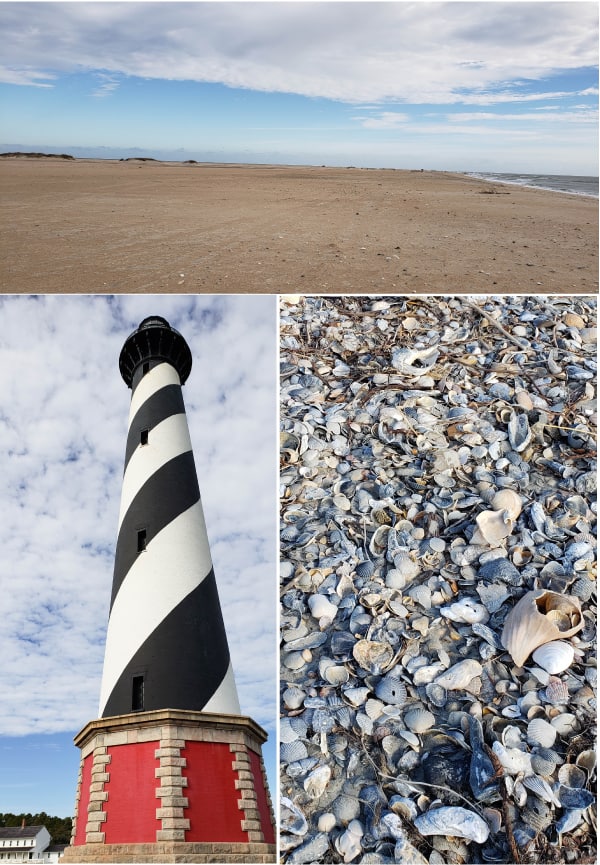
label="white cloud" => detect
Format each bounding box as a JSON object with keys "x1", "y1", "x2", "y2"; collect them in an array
[
  {"x1": 0, "y1": 1, "x2": 596, "y2": 103},
  {"x1": 0, "y1": 295, "x2": 277, "y2": 738}
]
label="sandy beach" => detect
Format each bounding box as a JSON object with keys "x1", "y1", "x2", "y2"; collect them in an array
[{"x1": 0, "y1": 157, "x2": 597, "y2": 294}]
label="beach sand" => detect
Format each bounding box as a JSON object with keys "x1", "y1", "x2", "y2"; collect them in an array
[{"x1": 0, "y1": 157, "x2": 597, "y2": 294}]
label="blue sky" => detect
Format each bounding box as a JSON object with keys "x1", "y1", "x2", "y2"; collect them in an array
[
  {"x1": 0, "y1": 1, "x2": 597, "y2": 173},
  {"x1": 0, "y1": 294, "x2": 277, "y2": 819}
]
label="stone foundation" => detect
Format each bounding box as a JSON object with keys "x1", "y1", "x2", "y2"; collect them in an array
[
  {"x1": 63, "y1": 709, "x2": 276, "y2": 863},
  {"x1": 61, "y1": 840, "x2": 276, "y2": 863}
]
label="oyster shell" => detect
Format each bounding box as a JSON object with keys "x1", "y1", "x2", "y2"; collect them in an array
[
  {"x1": 414, "y1": 806, "x2": 490, "y2": 843},
  {"x1": 501, "y1": 590, "x2": 583, "y2": 667}
]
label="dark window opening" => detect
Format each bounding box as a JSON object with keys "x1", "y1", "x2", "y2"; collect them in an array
[
  {"x1": 140, "y1": 428, "x2": 149, "y2": 446},
  {"x1": 137, "y1": 528, "x2": 147, "y2": 553},
  {"x1": 132, "y1": 675, "x2": 144, "y2": 711},
  {"x1": 143, "y1": 361, "x2": 150, "y2": 375}
]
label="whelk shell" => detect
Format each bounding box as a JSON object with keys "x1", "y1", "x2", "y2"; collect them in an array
[
  {"x1": 414, "y1": 806, "x2": 490, "y2": 843},
  {"x1": 531, "y1": 640, "x2": 575, "y2": 675},
  {"x1": 501, "y1": 590, "x2": 583, "y2": 667}
]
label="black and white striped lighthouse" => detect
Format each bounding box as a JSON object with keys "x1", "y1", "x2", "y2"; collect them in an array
[{"x1": 63, "y1": 317, "x2": 275, "y2": 864}]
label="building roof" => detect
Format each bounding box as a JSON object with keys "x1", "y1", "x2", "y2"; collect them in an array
[{"x1": 0, "y1": 826, "x2": 46, "y2": 839}]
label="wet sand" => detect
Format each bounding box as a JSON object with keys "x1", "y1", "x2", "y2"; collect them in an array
[{"x1": 0, "y1": 157, "x2": 597, "y2": 294}]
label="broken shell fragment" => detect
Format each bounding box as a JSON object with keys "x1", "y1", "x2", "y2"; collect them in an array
[
  {"x1": 473, "y1": 508, "x2": 515, "y2": 546},
  {"x1": 308, "y1": 593, "x2": 338, "y2": 627},
  {"x1": 501, "y1": 590, "x2": 583, "y2": 667},
  {"x1": 490, "y1": 488, "x2": 523, "y2": 520},
  {"x1": 434, "y1": 659, "x2": 483, "y2": 690},
  {"x1": 414, "y1": 806, "x2": 490, "y2": 843}
]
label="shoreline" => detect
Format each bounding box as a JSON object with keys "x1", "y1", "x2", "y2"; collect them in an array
[{"x1": 1, "y1": 158, "x2": 597, "y2": 294}]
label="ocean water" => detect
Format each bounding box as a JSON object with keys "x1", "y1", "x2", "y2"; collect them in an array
[{"x1": 466, "y1": 172, "x2": 599, "y2": 198}]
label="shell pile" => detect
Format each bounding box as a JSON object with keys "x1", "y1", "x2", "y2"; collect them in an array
[{"x1": 279, "y1": 295, "x2": 596, "y2": 864}]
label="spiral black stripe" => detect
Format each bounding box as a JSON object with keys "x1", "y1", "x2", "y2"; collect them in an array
[
  {"x1": 102, "y1": 572, "x2": 231, "y2": 717},
  {"x1": 110, "y1": 450, "x2": 200, "y2": 609},
  {"x1": 124, "y1": 384, "x2": 185, "y2": 471}
]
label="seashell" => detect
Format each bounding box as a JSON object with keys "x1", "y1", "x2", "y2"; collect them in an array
[
  {"x1": 522, "y1": 797, "x2": 553, "y2": 832},
  {"x1": 425, "y1": 682, "x2": 448, "y2": 707},
  {"x1": 501, "y1": 590, "x2": 583, "y2": 667},
  {"x1": 304, "y1": 764, "x2": 331, "y2": 799},
  {"x1": 317, "y1": 812, "x2": 337, "y2": 832},
  {"x1": 283, "y1": 651, "x2": 306, "y2": 671},
  {"x1": 478, "y1": 557, "x2": 521, "y2": 586},
  {"x1": 331, "y1": 631, "x2": 357, "y2": 659},
  {"x1": 332, "y1": 791, "x2": 361, "y2": 825},
  {"x1": 473, "y1": 508, "x2": 515, "y2": 546},
  {"x1": 576, "y1": 749, "x2": 597, "y2": 776},
  {"x1": 508, "y1": 410, "x2": 531, "y2": 452},
  {"x1": 281, "y1": 739, "x2": 309, "y2": 763},
  {"x1": 369, "y1": 524, "x2": 391, "y2": 558},
  {"x1": 558, "y1": 764, "x2": 587, "y2": 789},
  {"x1": 532, "y1": 640, "x2": 575, "y2": 675},
  {"x1": 527, "y1": 717, "x2": 557, "y2": 748},
  {"x1": 334, "y1": 819, "x2": 363, "y2": 863},
  {"x1": 343, "y1": 686, "x2": 370, "y2": 707},
  {"x1": 530, "y1": 747, "x2": 560, "y2": 777},
  {"x1": 407, "y1": 584, "x2": 432, "y2": 609},
  {"x1": 571, "y1": 576, "x2": 595, "y2": 601},
  {"x1": 434, "y1": 659, "x2": 483, "y2": 690},
  {"x1": 522, "y1": 774, "x2": 561, "y2": 807},
  {"x1": 325, "y1": 664, "x2": 350, "y2": 685},
  {"x1": 286, "y1": 832, "x2": 330, "y2": 862},
  {"x1": 441, "y1": 599, "x2": 489, "y2": 624},
  {"x1": 375, "y1": 675, "x2": 408, "y2": 705},
  {"x1": 391, "y1": 345, "x2": 440, "y2": 376},
  {"x1": 280, "y1": 796, "x2": 308, "y2": 838},
  {"x1": 280, "y1": 715, "x2": 308, "y2": 743},
  {"x1": 550, "y1": 712, "x2": 578, "y2": 736},
  {"x1": 355, "y1": 559, "x2": 376, "y2": 579},
  {"x1": 542, "y1": 676, "x2": 570, "y2": 705},
  {"x1": 490, "y1": 488, "x2": 523, "y2": 520},
  {"x1": 282, "y1": 686, "x2": 305, "y2": 710},
  {"x1": 404, "y1": 706, "x2": 436, "y2": 733},
  {"x1": 393, "y1": 549, "x2": 421, "y2": 581},
  {"x1": 414, "y1": 806, "x2": 490, "y2": 843},
  {"x1": 352, "y1": 639, "x2": 394, "y2": 675},
  {"x1": 492, "y1": 741, "x2": 532, "y2": 775},
  {"x1": 557, "y1": 786, "x2": 595, "y2": 810},
  {"x1": 556, "y1": 809, "x2": 586, "y2": 836},
  {"x1": 308, "y1": 593, "x2": 338, "y2": 627}
]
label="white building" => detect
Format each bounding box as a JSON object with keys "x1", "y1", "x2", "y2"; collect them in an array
[{"x1": 0, "y1": 827, "x2": 65, "y2": 863}]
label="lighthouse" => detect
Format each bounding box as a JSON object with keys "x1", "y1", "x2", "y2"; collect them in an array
[{"x1": 62, "y1": 317, "x2": 276, "y2": 864}]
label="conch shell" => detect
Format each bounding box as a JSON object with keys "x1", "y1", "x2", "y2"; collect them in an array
[{"x1": 501, "y1": 590, "x2": 583, "y2": 667}]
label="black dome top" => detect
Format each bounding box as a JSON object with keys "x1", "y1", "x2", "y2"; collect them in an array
[{"x1": 119, "y1": 317, "x2": 192, "y2": 387}]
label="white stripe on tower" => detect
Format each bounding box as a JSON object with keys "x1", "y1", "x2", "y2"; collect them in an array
[{"x1": 98, "y1": 316, "x2": 241, "y2": 719}]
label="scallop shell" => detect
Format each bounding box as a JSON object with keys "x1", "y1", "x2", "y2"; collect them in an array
[
  {"x1": 527, "y1": 717, "x2": 557, "y2": 748},
  {"x1": 281, "y1": 739, "x2": 309, "y2": 763},
  {"x1": 282, "y1": 686, "x2": 305, "y2": 710},
  {"x1": 403, "y1": 706, "x2": 436, "y2": 733},
  {"x1": 491, "y1": 488, "x2": 523, "y2": 520},
  {"x1": 501, "y1": 590, "x2": 583, "y2": 667},
  {"x1": 434, "y1": 659, "x2": 483, "y2": 690},
  {"x1": 375, "y1": 675, "x2": 408, "y2": 705},
  {"x1": 355, "y1": 559, "x2": 376, "y2": 579},
  {"x1": 532, "y1": 640, "x2": 575, "y2": 675},
  {"x1": 530, "y1": 748, "x2": 560, "y2": 777},
  {"x1": 413, "y1": 806, "x2": 489, "y2": 843},
  {"x1": 352, "y1": 639, "x2": 394, "y2": 674}
]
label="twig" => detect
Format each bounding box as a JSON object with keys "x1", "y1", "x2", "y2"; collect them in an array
[{"x1": 464, "y1": 299, "x2": 530, "y2": 351}]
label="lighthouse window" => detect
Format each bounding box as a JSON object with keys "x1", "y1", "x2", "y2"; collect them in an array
[
  {"x1": 132, "y1": 675, "x2": 145, "y2": 711},
  {"x1": 140, "y1": 428, "x2": 149, "y2": 446},
  {"x1": 137, "y1": 528, "x2": 147, "y2": 552}
]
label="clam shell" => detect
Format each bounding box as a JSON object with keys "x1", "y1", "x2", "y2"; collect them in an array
[
  {"x1": 501, "y1": 590, "x2": 583, "y2": 667},
  {"x1": 532, "y1": 640, "x2": 575, "y2": 675},
  {"x1": 414, "y1": 806, "x2": 489, "y2": 843},
  {"x1": 317, "y1": 812, "x2": 336, "y2": 832},
  {"x1": 403, "y1": 706, "x2": 436, "y2": 733},
  {"x1": 527, "y1": 717, "x2": 557, "y2": 748},
  {"x1": 324, "y1": 664, "x2": 350, "y2": 685},
  {"x1": 434, "y1": 659, "x2": 483, "y2": 690},
  {"x1": 352, "y1": 639, "x2": 394, "y2": 674}
]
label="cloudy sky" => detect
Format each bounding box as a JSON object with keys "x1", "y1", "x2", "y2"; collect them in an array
[
  {"x1": 0, "y1": 294, "x2": 277, "y2": 816},
  {"x1": 0, "y1": 1, "x2": 597, "y2": 173}
]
